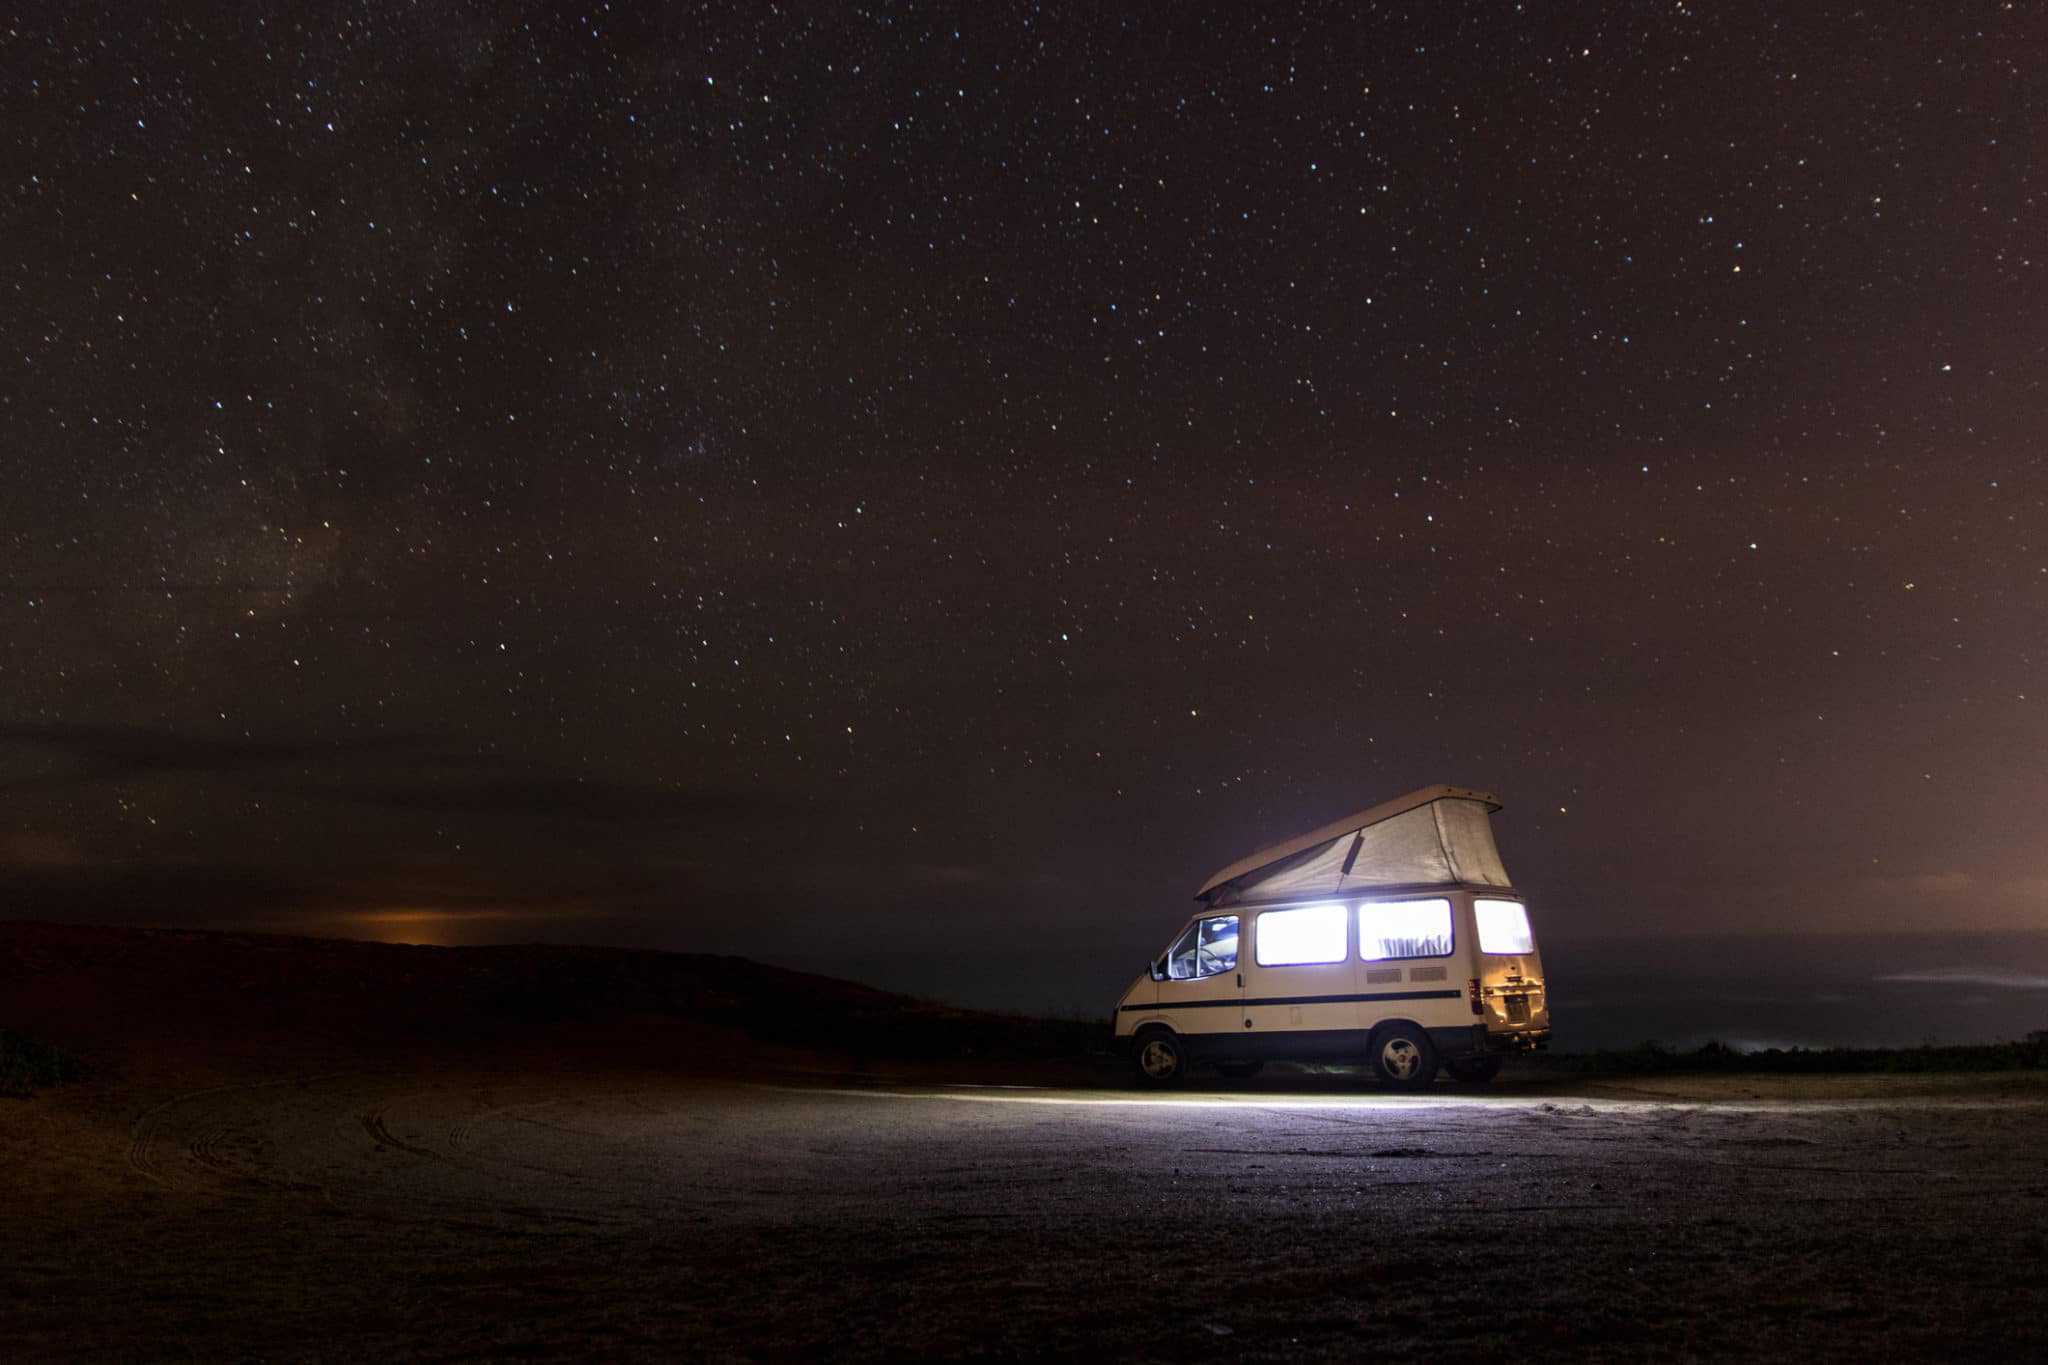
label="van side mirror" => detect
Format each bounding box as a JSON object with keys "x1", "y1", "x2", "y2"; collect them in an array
[{"x1": 1149, "y1": 957, "x2": 1166, "y2": 982}]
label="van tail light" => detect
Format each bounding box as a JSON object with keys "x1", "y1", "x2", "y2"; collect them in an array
[{"x1": 1468, "y1": 978, "x2": 1483, "y2": 1016}]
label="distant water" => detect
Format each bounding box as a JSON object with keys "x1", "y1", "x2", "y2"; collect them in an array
[
  {"x1": 773, "y1": 932, "x2": 2048, "y2": 1053},
  {"x1": 1541, "y1": 933, "x2": 2048, "y2": 1052}
]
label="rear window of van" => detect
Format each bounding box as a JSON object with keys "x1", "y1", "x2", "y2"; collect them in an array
[{"x1": 1475, "y1": 899, "x2": 1534, "y2": 954}]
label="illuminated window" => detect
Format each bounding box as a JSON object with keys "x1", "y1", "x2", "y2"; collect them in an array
[
  {"x1": 1256, "y1": 903, "x2": 1348, "y2": 966},
  {"x1": 1166, "y1": 915, "x2": 1239, "y2": 979},
  {"x1": 1475, "y1": 899, "x2": 1534, "y2": 955},
  {"x1": 1358, "y1": 898, "x2": 1453, "y2": 960}
]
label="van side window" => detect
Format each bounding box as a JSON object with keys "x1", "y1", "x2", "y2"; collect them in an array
[
  {"x1": 1358, "y1": 898, "x2": 1453, "y2": 960},
  {"x1": 1255, "y1": 903, "x2": 1347, "y2": 966},
  {"x1": 1166, "y1": 915, "x2": 1239, "y2": 980}
]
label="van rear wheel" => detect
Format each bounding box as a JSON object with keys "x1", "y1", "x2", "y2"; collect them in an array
[
  {"x1": 1370, "y1": 1023, "x2": 1438, "y2": 1089},
  {"x1": 1131, "y1": 1029, "x2": 1187, "y2": 1087}
]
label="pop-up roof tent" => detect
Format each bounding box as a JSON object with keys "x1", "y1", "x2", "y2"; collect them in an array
[{"x1": 1196, "y1": 784, "x2": 1511, "y2": 907}]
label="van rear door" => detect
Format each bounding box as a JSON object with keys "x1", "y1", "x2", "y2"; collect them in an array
[{"x1": 1472, "y1": 897, "x2": 1548, "y2": 1034}]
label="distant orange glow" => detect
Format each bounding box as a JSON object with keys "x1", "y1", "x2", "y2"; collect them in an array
[{"x1": 250, "y1": 906, "x2": 617, "y2": 946}]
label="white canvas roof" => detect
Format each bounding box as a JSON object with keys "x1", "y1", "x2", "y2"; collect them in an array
[{"x1": 1196, "y1": 784, "x2": 1511, "y2": 905}]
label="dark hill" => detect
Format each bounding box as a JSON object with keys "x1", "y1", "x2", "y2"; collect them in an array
[{"x1": 0, "y1": 921, "x2": 1104, "y2": 1080}]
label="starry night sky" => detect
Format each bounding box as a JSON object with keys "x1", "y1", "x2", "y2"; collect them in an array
[{"x1": 4, "y1": 4, "x2": 2043, "y2": 1008}]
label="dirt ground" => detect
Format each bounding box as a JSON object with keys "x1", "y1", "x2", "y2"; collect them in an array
[
  {"x1": 5, "y1": 923, "x2": 2047, "y2": 1360},
  {"x1": 7, "y1": 1059, "x2": 2048, "y2": 1361}
]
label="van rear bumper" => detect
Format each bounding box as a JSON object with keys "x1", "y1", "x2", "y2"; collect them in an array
[{"x1": 1430, "y1": 1023, "x2": 1550, "y2": 1058}]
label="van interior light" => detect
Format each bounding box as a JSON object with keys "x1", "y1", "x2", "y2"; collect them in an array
[
  {"x1": 1358, "y1": 898, "x2": 1452, "y2": 960},
  {"x1": 1475, "y1": 899, "x2": 1534, "y2": 955},
  {"x1": 1255, "y1": 903, "x2": 1347, "y2": 966}
]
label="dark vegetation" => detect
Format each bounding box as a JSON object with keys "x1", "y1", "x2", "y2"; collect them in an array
[
  {"x1": 0, "y1": 1028, "x2": 82, "y2": 1097},
  {"x1": 1524, "y1": 1036, "x2": 2048, "y2": 1076}
]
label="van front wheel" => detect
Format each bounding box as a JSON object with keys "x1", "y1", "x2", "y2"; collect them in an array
[
  {"x1": 1371, "y1": 1023, "x2": 1438, "y2": 1089},
  {"x1": 1131, "y1": 1029, "x2": 1187, "y2": 1087}
]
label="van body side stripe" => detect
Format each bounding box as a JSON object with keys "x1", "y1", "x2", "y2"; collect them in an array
[{"x1": 1119, "y1": 989, "x2": 1460, "y2": 1012}]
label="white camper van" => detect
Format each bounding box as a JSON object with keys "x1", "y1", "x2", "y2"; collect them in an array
[{"x1": 1114, "y1": 785, "x2": 1549, "y2": 1088}]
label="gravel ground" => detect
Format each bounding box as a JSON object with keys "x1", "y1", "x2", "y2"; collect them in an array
[{"x1": 7, "y1": 1063, "x2": 2048, "y2": 1361}]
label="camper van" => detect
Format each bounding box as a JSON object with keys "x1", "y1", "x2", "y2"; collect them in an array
[{"x1": 1114, "y1": 785, "x2": 1549, "y2": 1088}]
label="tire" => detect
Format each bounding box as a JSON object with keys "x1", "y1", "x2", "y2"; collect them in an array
[
  {"x1": 1215, "y1": 1061, "x2": 1265, "y2": 1080},
  {"x1": 1370, "y1": 1022, "x2": 1439, "y2": 1089},
  {"x1": 1446, "y1": 1054, "x2": 1502, "y2": 1084},
  {"x1": 1130, "y1": 1029, "x2": 1187, "y2": 1088}
]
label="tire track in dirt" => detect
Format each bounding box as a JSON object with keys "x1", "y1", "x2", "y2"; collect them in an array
[
  {"x1": 446, "y1": 1089, "x2": 676, "y2": 1182},
  {"x1": 127, "y1": 1072, "x2": 356, "y2": 1191},
  {"x1": 359, "y1": 1104, "x2": 451, "y2": 1162},
  {"x1": 342, "y1": 1083, "x2": 671, "y2": 1226}
]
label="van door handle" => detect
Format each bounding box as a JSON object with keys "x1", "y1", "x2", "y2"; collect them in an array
[{"x1": 1237, "y1": 973, "x2": 1243, "y2": 987}]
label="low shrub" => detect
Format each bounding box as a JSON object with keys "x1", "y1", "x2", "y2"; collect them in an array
[
  {"x1": 1530, "y1": 1036, "x2": 2048, "y2": 1076},
  {"x1": 0, "y1": 1029, "x2": 84, "y2": 1097}
]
